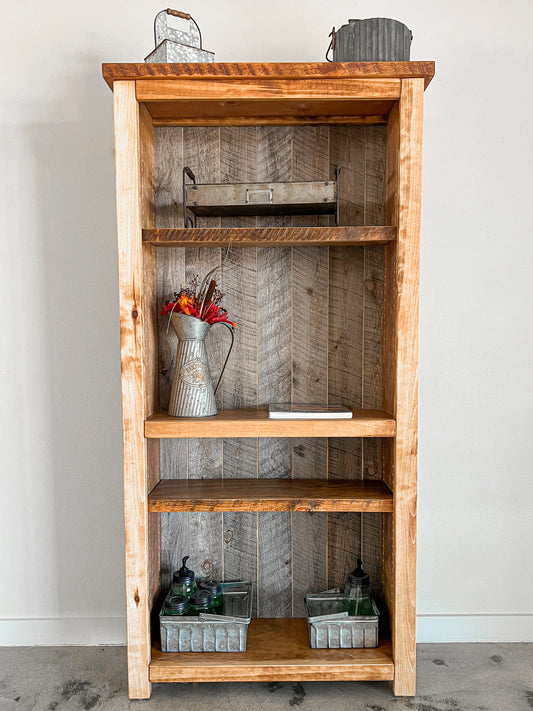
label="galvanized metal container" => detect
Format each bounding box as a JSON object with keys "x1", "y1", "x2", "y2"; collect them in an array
[
  {"x1": 145, "y1": 9, "x2": 214, "y2": 63},
  {"x1": 160, "y1": 581, "x2": 252, "y2": 653},
  {"x1": 330, "y1": 18, "x2": 412, "y2": 62},
  {"x1": 168, "y1": 312, "x2": 234, "y2": 418},
  {"x1": 183, "y1": 166, "x2": 340, "y2": 227},
  {"x1": 305, "y1": 592, "x2": 379, "y2": 649}
]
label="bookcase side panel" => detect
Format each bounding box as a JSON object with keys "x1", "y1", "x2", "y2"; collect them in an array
[{"x1": 114, "y1": 84, "x2": 155, "y2": 700}]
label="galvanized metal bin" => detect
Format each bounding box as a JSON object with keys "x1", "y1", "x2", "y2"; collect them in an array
[
  {"x1": 330, "y1": 18, "x2": 412, "y2": 62},
  {"x1": 182, "y1": 166, "x2": 340, "y2": 227},
  {"x1": 160, "y1": 581, "x2": 252, "y2": 652},
  {"x1": 145, "y1": 9, "x2": 214, "y2": 63},
  {"x1": 305, "y1": 592, "x2": 379, "y2": 649}
]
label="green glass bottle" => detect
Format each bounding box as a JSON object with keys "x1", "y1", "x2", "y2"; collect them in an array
[
  {"x1": 188, "y1": 590, "x2": 215, "y2": 616},
  {"x1": 162, "y1": 594, "x2": 190, "y2": 616},
  {"x1": 198, "y1": 579, "x2": 224, "y2": 614},
  {"x1": 343, "y1": 558, "x2": 374, "y2": 616}
]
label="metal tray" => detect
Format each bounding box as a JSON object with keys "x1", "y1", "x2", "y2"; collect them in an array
[
  {"x1": 182, "y1": 167, "x2": 340, "y2": 226},
  {"x1": 305, "y1": 592, "x2": 379, "y2": 649},
  {"x1": 160, "y1": 581, "x2": 252, "y2": 653}
]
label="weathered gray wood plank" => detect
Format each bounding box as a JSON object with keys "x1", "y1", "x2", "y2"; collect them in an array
[
  {"x1": 362, "y1": 124, "x2": 386, "y2": 604},
  {"x1": 159, "y1": 440, "x2": 188, "y2": 593},
  {"x1": 291, "y1": 126, "x2": 329, "y2": 615},
  {"x1": 220, "y1": 127, "x2": 259, "y2": 615},
  {"x1": 257, "y1": 127, "x2": 292, "y2": 616},
  {"x1": 183, "y1": 128, "x2": 224, "y2": 581},
  {"x1": 155, "y1": 127, "x2": 189, "y2": 593},
  {"x1": 328, "y1": 126, "x2": 366, "y2": 589}
]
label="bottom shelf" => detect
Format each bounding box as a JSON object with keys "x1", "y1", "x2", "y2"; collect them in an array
[{"x1": 150, "y1": 618, "x2": 393, "y2": 683}]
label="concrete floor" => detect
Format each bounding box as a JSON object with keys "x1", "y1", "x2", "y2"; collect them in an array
[{"x1": 0, "y1": 644, "x2": 531, "y2": 711}]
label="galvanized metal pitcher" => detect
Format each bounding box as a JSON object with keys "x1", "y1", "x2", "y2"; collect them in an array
[{"x1": 168, "y1": 313, "x2": 234, "y2": 417}]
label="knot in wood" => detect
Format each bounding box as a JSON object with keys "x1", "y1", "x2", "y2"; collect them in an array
[{"x1": 364, "y1": 277, "x2": 375, "y2": 292}]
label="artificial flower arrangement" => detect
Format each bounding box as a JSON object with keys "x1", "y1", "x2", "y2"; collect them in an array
[{"x1": 160, "y1": 269, "x2": 237, "y2": 327}]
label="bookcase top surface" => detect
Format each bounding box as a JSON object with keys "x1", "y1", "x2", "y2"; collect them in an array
[{"x1": 102, "y1": 61, "x2": 435, "y2": 89}]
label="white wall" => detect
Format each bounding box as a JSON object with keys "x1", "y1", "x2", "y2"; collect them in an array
[{"x1": 1, "y1": 0, "x2": 532, "y2": 645}]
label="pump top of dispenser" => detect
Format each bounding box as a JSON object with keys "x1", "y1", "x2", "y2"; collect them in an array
[
  {"x1": 346, "y1": 558, "x2": 370, "y2": 587},
  {"x1": 173, "y1": 555, "x2": 195, "y2": 584}
]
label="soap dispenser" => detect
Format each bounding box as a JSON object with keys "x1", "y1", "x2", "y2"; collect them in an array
[
  {"x1": 343, "y1": 558, "x2": 374, "y2": 616},
  {"x1": 171, "y1": 556, "x2": 197, "y2": 597}
]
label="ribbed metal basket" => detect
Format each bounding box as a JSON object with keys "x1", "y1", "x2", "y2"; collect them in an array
[
  {"x1": 332, "y1": 17, "x2": 412, "y2": 62},
  {"x1": 160, "y1": 581, "x2": 252, "y2": 653},
  {"x1": 305, "y1": 592, "x2": 379, "y2": 649}
]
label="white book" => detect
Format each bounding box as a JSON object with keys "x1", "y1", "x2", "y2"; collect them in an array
[{"x1": 268, "y1": 404, "x2": 353, "y2": 419}]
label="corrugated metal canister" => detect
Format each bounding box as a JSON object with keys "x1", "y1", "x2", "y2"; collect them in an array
[{"x1": 329, "y1": 18, "x2": 412, "y2": 62}]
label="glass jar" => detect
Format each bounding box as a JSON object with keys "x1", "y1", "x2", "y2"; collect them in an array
[
  {"x1": 170, "y1": 556, "x2": 197, "y2": 598},
  {"x1": 162, "y1": 594, "x2": 190, "y2": 616},
  {"x1": 198, "y1": 579, "x2": 224, "y2": 614},
  {"x1": 343, "y1": 558, "x2": 374, "y2": 616},
  {"x1": 188, "y1": 590, "x2": 215, "y2": 616}
]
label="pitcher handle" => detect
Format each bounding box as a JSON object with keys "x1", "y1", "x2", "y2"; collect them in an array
[{"x1": 212, "y1": 322, "x2": 235, "y2": 396}]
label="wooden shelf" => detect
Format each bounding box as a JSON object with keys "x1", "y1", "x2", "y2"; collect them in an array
[
  {"x1": 142, "y1": 225, "x2": 396, "y2": 248},
  {"x1": 103, "y1": 62, "x2": 434, "y2": 126},
  {"x1": 103, "y1": 61, "x2": 435, "y2": 89},
  {"x1": 150, "y1": 618, "x2": 393, "y2": 683},
  {"x1": 148, "y1": 478, "x2": 393, "y2": 512},
  {"x1": 145, "y1": 409, "x2": 395, "y2": 439}
]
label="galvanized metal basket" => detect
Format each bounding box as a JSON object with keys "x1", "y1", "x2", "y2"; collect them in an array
[
  {"x1": 160, "y1": 581, "x2": 252, "y2": 652},
  {"x1": 145, "y1": 9, "x2": 214, "y2": 63},
  {"x1": 305, "y1": 592, "x2": 379, "y2": 649}
]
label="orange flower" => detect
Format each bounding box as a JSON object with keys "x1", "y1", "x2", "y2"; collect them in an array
[{"x1": 178, "y1": 294, "x2": 192, "y2": 315}]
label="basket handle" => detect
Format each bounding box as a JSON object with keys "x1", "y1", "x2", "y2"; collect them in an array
[
  {"x1": 153, "y1": 9, "x2": 203, "y2": 49},
  {"x1": 325, "y1": 27, "x2": 336, "y2": 62},
  {"x1": 212, "y1": 322, "x2": 235, "y2": 396},
  {"x1": 166, "y1": 8, "x2": 191, "y2": 20}
]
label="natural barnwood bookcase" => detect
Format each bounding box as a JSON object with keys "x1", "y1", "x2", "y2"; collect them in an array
[{"x1": 103, "y1": 61, "x2": 433, "y2": 699}]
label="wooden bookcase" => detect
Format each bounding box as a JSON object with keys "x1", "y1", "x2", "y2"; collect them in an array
[{"x1": 103, "y1": 61, "x2": 433, "y2": 699}]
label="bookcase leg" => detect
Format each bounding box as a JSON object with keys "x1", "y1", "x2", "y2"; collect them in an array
[
  {"x1": 384, "y1": 78, "x2": 424, "y2": 698},
  {"x1": 113, "y1": 80, "x2": 158, "y2": 700}
]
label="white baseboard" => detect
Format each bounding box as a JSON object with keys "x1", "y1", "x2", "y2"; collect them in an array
[
  {"x1": 416, "y1": 614, "x2": 533, "y2": 642},
  {"x1": 1, "y1": 614, "x2": 532, "y2": 646},
  {"x1": 0, "y1": 617, "x2": 126, "y2": 646}
]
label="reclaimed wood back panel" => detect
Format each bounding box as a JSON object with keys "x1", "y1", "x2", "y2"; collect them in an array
[{"x1": 155, "y1": 125, "x2": 385, "y2": 616}]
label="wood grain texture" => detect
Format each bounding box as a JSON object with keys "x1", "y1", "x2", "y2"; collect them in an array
[
  {"x1": 256, "y1": 127, "x2": 292, "y2": 617},
  {"x1": 113, "y1": 81, "x2": 153, "y2": 699},
  {"x1": 362, "y1": 125, "x2": 387, "y2": 608},
  {"x1": 291, "y1": 126, "x2": 329, "y2": 615},
  {"x1": 136, "y1": 78, "x2": 401, "y2": 102},
  {"x1": 182, "y1": 127, "x2": 224, "y2": 582},
  {"x1": 154, "y1": 126, "x2": 189, "y2": 597},
  {"x1": 151, "y1": 114, "x2": 390, "y2": 127},
  {"x1": 388, "y1": 79, "x2": 424, "y2": 697},
  {"x1": 146, "y1": 409, "x2": 395, "y2": 438},
  {"x1": 382, "y1": 103, "x2": 400, "y2": 650},
  {"x1": 103, "y1": 60, "x2": 435, "y2": 87},
  {"x1": 148, "y1": 479, "x2": 393, "y2": 512},
  {"x1": 150, "y1": 619, "x2": 393, "y2": 682},
  {"x1": 159, "y1": 439, "x2": 188, "y2": 594},
  {"x1": 142, "y1": 226, "x2": 396, "y2": 247},
  {"x1": 328, "y1": 126, "x2": 366, "y2": 591},
  {"x1": 145, "y1": 99, "x2": 396, "y2": 126},
  {"x1": 219, "y1": 127, "x2": 259, "y2": 616},
  {"x1": 138, "y1": 104, "x2": 161, "y2": 619}
]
